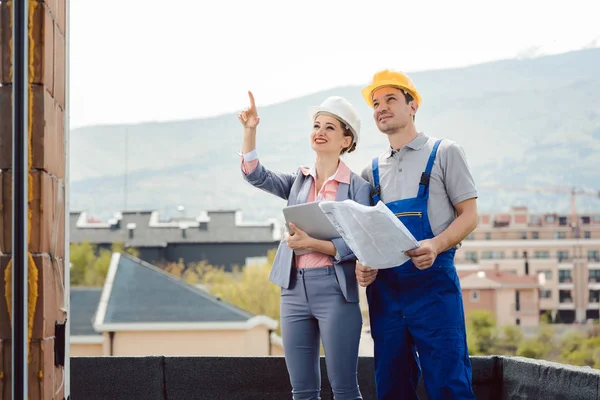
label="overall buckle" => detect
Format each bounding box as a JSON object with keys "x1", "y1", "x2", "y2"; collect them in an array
[{"x1": 371, "y1": 185, "x2": 381, "y2": 198}]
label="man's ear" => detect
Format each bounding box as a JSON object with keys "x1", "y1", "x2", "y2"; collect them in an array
[{"x1": 410, "y1": 100, "x2": 419, "y2": 116}]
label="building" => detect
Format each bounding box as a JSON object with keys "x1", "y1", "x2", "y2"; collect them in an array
[
  {"x1": 69, "y1": 252, "x2": 281, "y2": 357},
  {"x1": 70, "y1": 209, "x2": 282, "y2": 270},
  {"x1": 459, "y1": 267, "x2": 541, "y2": 327},
  {"x1": 456, "y1": 206, "x2": 600, "y2": 324}
]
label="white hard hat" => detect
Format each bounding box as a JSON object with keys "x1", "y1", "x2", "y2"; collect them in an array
[{"x1": 308, "y1": 96, "x2": 361, "y2": 146}]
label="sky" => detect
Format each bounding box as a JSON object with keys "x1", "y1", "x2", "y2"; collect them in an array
[{"x1": 69, "y1": 0, "x2": 600, "y2": 129}]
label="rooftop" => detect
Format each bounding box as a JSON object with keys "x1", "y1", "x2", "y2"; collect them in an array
[
  {"x1": 459, "y1": 270, "x2": 541, "y2": 289},
  {"x1": 72, "y1": 253, "x2": 277, "y2": 335},
  {"x1": 69, "y1": 209, "x2": 282, "y2": 246},
  {"x1": 70, "y1": 288, "x2": 102, "y2": 336}
]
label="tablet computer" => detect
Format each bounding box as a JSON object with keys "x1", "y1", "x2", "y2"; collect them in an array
[{"x1": 282, "y1": 201, "x2": 341, "y2": 242}]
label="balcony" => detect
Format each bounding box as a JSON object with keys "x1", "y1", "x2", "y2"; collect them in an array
[
  {"x1": 557, "y1": 261, "x2": 574, "y2": 269},
  {"x1": 510, "y1": 303, "x2": 539, "y2": 317},
  {"x1": 70, "y1": 356, "x2": 600, "y2": 399},
  {"x1": 588, "y1": 299, "x2": 600, "y2": 309},
  {"x1": 558, "y1": 297, "x2": 575, "y2": 309},
  {"x1": 589, "y1": 279, "x2": 600, "y2": 290},
  {"x1": 558, "y1": 277, "x2": 573, "y2": 284}
]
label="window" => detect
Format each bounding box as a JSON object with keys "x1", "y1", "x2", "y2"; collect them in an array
[
  {"x1": 540, "y1": 290, "x2": 552, "y2": 299},
  {"x1": 584, "y1": 231, "x2": 591, "y2": 239},
  {"x1": 559, "y1": 216, "x2": 568, "y2": 226},
  {"x1": 559, "y1": 290, "x2": 573, "y2": 303},
  {"x1": 559, "y1": 270, "x2": 572, "y2": 284},
  {"x1": 465, "y1": 252, "x2": 478, "y2": 263},
  {"x1": 557, "y1": 251, "x2": 569, "y2": 262},
  {"x1": 534, "y1": 251, "x2": 550, "y2": 259},
  {"x1": 589, "y1": 270, "x2": 600, "y2": 282},
  {"x1": 594, "y1": 216, "x2": 600, "y2": 223},
  {"x1": 582, "y1": 216, "x2": 591, "y2": 224},
  {"x1": 482, "y1": 251, "x2": 505, "y2": 260},
  {"x1": 513, "y1": 251, "x2": 519, "y2": 259},
  {"x1": 485, "y1": 232, "x2": 491, "y2": 240},
  {"x1": 589, "y1": 251, "x2": 600, "y2": 262},
  {"x1": 546, "y1": 216, "x2": 555, "y2": 223},
  {"x1": 590, "y1": 290, "x2": 600, "y2": 303},
  {"x1": 521, "y1": 232, "x2": 527, "y2": 240},
  {"x1": 539, "y1": 270, "x2": 552, "y2": 280},
  {"x1": 554, "y1": 231, "x2": 566, "y2": 239},
  {"x1": 532, "y1": 232, "x2": 539, "y2": 239},
  {"x1": 470, "y1": 291, "x2": 479, "y2": 302},
  {"x1": 466, "y1": 233, "x2": 475, "y2": 240}
]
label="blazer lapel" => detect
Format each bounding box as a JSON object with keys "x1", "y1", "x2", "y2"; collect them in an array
[
  {"x1": 297, "y1": 175, "x2": 313, "y2": 204},
  {"x1": 335, "y1": 182, "x2": 350, "y2": 201}
]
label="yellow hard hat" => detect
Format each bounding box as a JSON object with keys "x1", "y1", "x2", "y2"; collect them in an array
[{"x1": 361, "y1": 69, "x2": 422, "y2": 107}]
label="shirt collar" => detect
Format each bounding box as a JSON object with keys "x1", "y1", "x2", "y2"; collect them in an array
[
  {"x1": 300, "y1": 159, "x2": 351, "y2": 184},
  {"x1": 385, "y1": 132, "x2": 429, "y2": 158}
]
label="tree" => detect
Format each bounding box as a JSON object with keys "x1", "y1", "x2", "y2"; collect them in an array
[
  {"x1": 540, "y1": 311, "x2": 553, "y2": 324},
  {"x1": 466, "y1": 310, "x2": 497, "y2": 355},
  {"x1": 536, "y1": 324, "x2": 556, "y2": 360},
  {"x1": 494, "y1": 325, "x2": 524, "y2": 355},
  {"x1": 517, "y1": 338, "x2": 547, "y2": 359},
  {"x1": 161, "y1": 250, "x2": 282, "y2": 334},
  {"x1": 70, "y1": 242, "x2": 96, "y2": 286},
  {"x1": 70, "y1": 242, "x2": 139, "y2": 287},
  {"x1": 201, "y1": 250, "x2": 281, "y2": 334},
  {"x1": 558, "y1": 330, "x2": 588, "y2": 366}
]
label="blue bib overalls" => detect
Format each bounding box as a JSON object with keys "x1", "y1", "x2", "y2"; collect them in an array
[{"x1": 366, "y1": 139, "x2": 475, "y2": 400}]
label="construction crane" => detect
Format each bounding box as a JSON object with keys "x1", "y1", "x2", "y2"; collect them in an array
[{"x1": 479, "y1": 183, "x2": 600, "y2": 238}]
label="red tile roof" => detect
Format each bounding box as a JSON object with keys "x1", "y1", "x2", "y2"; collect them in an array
[{"x1": 459, "y1": 270, "x2": 539, "y2": 286}]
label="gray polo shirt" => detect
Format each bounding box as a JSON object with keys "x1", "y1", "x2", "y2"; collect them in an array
[{"x1": 360, "y1": 132, "x2": 478, "y2": 237}]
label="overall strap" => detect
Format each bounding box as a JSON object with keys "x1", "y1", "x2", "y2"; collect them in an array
[
  {"x1": 371, "y1": 157, "x2": 381, "y2": 204},
  {"x1": 417, "y1": 139, "x2": 443, "y2": 199}
]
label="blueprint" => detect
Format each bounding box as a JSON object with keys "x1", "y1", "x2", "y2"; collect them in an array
[{"x1": 318, "y1": 200, "x2": 420, "y2": 269}]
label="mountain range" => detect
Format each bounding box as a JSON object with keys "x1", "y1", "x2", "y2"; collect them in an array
[{"x1": 70, "y1": 48, "x2": 600, "y2": 223}]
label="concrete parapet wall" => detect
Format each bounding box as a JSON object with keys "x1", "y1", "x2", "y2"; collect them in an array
[{"x1": 70, "y1": 355, "x2": 598, "y2": 399}]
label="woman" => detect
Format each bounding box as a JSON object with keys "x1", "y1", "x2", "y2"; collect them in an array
[{"x1": 239, "y1": 91, "x2": 370, "y2": 400}]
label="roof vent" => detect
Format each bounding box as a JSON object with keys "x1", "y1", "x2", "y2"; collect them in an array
[
  {"x1": 179, "y1": 222, "x2": 189, "y2": 238},
  {"x1": 127, "y1": 223, "x2": 136, "y2": 239}
]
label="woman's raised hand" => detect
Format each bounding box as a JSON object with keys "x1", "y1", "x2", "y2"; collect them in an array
[{"x1": 238, "y1": 91, "x2": 260, "y2": 129}]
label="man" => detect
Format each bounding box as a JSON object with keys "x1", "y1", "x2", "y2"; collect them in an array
[{"x1": 355, "y1": 69, "x2": 478, "y2": 400}]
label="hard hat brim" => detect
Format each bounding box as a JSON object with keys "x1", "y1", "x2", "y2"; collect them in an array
[{"x1": 361, "y1": 81, "x2": 422, "y2": 108}]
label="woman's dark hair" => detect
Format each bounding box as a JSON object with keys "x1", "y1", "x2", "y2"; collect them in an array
[{"x1": 341, "y1": 125, "x2": 356, "y2": 155}]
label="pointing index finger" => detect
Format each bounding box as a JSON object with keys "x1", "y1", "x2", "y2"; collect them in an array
[{"x1": 248, "y1": 91, "x2": 256, "y2": 110}]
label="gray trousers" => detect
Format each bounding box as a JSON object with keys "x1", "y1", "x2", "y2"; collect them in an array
[{"x1": 280, "y1": 266, "x2": 363, "y2": 400}]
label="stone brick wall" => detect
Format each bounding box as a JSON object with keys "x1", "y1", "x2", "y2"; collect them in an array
[{"x1": 0, "y1": 1, "x2": 67, "y2": 399}]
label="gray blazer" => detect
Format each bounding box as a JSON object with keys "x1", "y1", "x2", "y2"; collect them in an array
[{"x1": 243, "y1": 160, "x2": 371, "y2": 303}]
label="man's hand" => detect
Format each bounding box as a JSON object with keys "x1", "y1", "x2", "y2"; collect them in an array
[
  {"x1": 405, "y1": 239, "x2": 439, "y2": 270},
  {"x1": 285, "y1": 223, "x2": 314, "y2": 251},
  {"x1": 356, "y1": 262, "x2": 377, "y2": 287}
]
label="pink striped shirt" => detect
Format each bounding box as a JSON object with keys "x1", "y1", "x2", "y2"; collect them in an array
[{"x1": 241, "y1": 151, "x2": 350, "y2": 268}]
